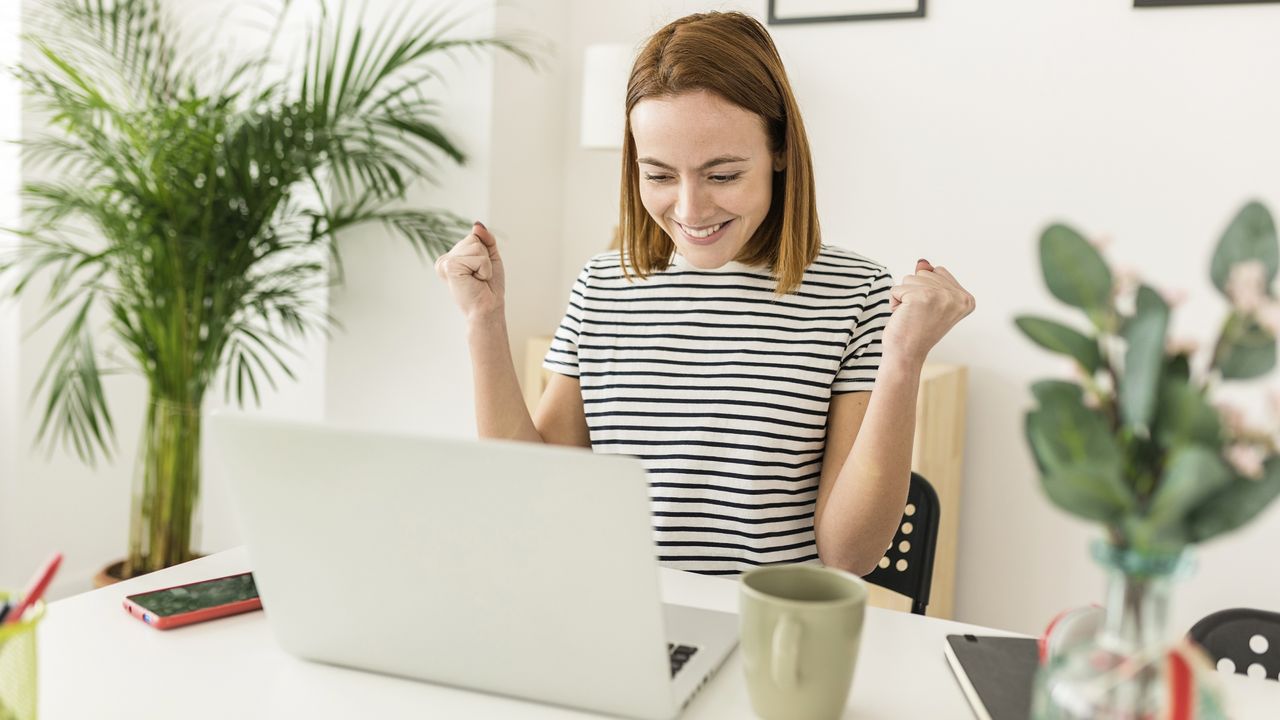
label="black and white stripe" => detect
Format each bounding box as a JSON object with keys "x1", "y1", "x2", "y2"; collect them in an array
[{"x1": 544, "y1": 245, "x2": 892, "y2": 575}]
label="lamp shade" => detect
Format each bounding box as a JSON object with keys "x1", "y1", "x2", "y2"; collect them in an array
[{"x1": 579, "y1": 44, "x2": 632, "y2": 150}]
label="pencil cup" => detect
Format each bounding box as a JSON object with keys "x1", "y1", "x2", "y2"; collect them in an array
[{"x1": 0, "y1": 592, "x2": 46, "y2": 720}]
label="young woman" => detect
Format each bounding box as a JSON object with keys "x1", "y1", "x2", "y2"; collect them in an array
[{"x1": 435, "y1": 12, "x2": 974, "y2": 576}]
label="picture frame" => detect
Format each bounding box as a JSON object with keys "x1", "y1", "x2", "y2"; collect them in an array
[
  {"x1": 1134, "y1": 0, "x2": 1280, "y2": 6},
  {"x1": 767, "y1": 0, "x2": 926, "y2": 25}
]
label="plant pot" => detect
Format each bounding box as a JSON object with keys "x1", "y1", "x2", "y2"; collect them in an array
[
  {"x1": 91, "y1": 560, "x2": 131, "y2": 589},
  {"x1": 92, "y1": 553, "x2": 204, "y2": 590}
]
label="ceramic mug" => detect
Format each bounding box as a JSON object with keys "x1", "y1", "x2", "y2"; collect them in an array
[{"x1": 740, "y1": 565, "x2": 868, "y2": 720}]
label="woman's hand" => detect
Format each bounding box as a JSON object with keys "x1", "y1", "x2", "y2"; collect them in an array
[
  {"x1": 435, "y1": 221, "x2": 506, "y2": 323},
  {"x1": 882, "y1": 259, "x2": 975, "y2": 367}
]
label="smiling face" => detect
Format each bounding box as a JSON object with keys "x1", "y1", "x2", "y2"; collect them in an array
[{"x1": 629, "y1": 90, "x2": 782, "y2": 269}]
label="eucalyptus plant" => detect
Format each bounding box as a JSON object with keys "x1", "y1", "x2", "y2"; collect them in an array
[
  {"x1": 1, "y1": 0, "x2": 532, "y2": 576},
  {"x1": 1017, "y1": 201, "x2": 1280, "y2": 554}
]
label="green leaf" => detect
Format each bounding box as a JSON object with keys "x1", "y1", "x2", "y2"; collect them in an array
[
  {"x1": 1026, "y1": 382, "x2": 1118, "y2": 467},
  {"x1": 1029, "y1": 380, "x2": 1088, "y2": 417},
  {"x1": 1210, "y1": 200, "x2": 1278, "y2": 297},
  {"x1": 1187, "y1": 456, "x2": 1280, "y2": 543},
  {"x1": 1164, "y1": 353, "x2": 1191, "y2": 384},
  {"x1": 1015, "y1": 315, "x2": 1102, "y2": 374},
  {"x1": 1214, "y1": 312, "x2": 1277, "y2": 380},
  {"x1": 1137, "y1": 446, "x2": 1233, "y2": 548},
  {"x1": 1038, "y1": 463, "x2": 1136, "y2": 523},
  {"x1": 1039, "y1": 223, "x2": 1113, "y2": 313},
  {"x1": 1025, "y1": 381, "x2": 1134, "y2": 522},
  {"x1": 1119, "y1": 286, "x2": 1170, "y2": 430},
  {"x1": 1154, "y1": 378, "x2": 1222, "y2": 450}
]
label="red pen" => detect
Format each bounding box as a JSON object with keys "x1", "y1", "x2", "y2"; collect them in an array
[{"x1": 4, "y1": 552, "x2": 62, "y2": 625}]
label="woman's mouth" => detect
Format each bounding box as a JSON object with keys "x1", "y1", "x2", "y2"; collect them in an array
[{"x1": 676, "y1": 219, "x2": 733, "y2": 246}]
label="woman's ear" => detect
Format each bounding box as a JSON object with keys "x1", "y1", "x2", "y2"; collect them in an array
[{"x1": 772, "y1": 152, "x2": 786, "y2": 172}]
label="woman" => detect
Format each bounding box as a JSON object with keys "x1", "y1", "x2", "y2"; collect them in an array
[{"x1": 435, "y1": 11, "x2": 974, "y2": 576}]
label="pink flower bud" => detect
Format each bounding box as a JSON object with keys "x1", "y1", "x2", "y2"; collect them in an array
[
  {"x1": 1257, "y1": 300, "x2": 1280, "y2": 337},
  {"x1": 1225, "y1": 443, "x2": 1266, "y2": 480},
  {"x1": 1164, "y1": 336, "x2": 1199, "y2": 356},
  {"x1": 1111, "y1": 266, "x2": 1139, "y2": 299},
  {"x1": 1225, "y1": 260, "x2": 1268, "y2": 314},
  {"x1": 1159, "y1": 287, "x2": 1189, "y2": 308},
  {"x1": 1216, "y1": 402, "x2": 1248, "y2": 436}
]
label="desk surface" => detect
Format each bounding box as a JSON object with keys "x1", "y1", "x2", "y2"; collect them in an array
[{"x1": 39, "y1": 548, "x2": 1277, "y2": 719}]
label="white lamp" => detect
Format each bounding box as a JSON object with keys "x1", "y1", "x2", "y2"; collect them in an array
[{"x1": 579, "y1": 44, "x2": 633, "y2": 150}]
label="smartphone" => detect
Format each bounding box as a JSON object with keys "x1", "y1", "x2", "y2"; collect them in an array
[{"x1": 123, "y1": 571, "x2": 262, "y2": 630}]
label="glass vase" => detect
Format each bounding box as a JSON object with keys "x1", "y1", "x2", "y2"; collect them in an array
[
  {"x1": 125, "y1": 396, "x2": 203, "y2": 577},
  {"x1": 1033, "y1": 541, "x2": 1224, "y2": 719}
]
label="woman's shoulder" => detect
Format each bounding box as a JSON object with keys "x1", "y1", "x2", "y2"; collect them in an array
[
  {"x1": 581, "y1": 249, "x2": 664, "y2": 281},
  {"x1": 812, "y1": 244, "x2": 891, "y2": 279},
  {"x1": 580, "y1": 249, "x2": 632, "y2": 272}
]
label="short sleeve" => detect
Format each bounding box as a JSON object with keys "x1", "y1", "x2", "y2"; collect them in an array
[
  {"x1": 542, "y1": 262, "x2": 591, "y2": 378},
  {"x1": 832, "y1": 271, "x2": 893, "y2": 394}
]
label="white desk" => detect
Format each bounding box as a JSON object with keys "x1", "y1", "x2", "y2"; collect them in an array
[{"x1": 38, "y1": 548, "x2": 1277, "y2": 719}]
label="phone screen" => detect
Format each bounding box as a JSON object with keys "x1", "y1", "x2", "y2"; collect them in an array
[{"x1": 127, "y1": 573, "x2": 259, "y2": 617}]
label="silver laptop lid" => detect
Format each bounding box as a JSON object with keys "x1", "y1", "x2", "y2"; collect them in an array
[{"x1": 208, "y1": 413, "x2": 679, "y2": 720}]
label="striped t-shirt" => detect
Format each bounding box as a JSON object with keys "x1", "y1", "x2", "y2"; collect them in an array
[{"x1": 543, "y1": 244, "x2": 893, "y2": 575}]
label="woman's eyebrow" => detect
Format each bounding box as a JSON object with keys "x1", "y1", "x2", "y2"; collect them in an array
[{"x1": 636, "y1": 155, "x2": 750, "y2": 170}]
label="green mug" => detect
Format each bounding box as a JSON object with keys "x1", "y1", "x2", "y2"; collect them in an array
[{"x1": 740, "y1": 565, "x2": 868, "y2": 720}]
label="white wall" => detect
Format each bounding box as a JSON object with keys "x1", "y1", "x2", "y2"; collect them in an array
[
  {"x1": 321, "y1": 0, "x2": 490, "y2": 436},
  {"x1": 490, "y1": 1, "x2": 571, "y2": 383},
  {"x1": 1, "y1": 2, "x2": 153, "y2": 599},
  {"x1": 556, "y1": 0, "x2": 1280, "y2": 634},
  {"x1": 323, "y1": 0, "x2": 569, "y2": 437},
  {"x1": 0, "y1": 0, "x2": 23, "y2": 591}
]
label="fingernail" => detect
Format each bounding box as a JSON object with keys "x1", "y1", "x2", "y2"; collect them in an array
[
  {"x1": 917, "y1": 258, "x2": 928, "y2": 264},
  {"x1": 475, "y1": 220, "x2": 487, "y2": 230}
]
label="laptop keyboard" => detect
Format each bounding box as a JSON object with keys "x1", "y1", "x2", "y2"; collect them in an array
[{"x1": 668, "y1": 643, "x2": 699, "y2": 677}]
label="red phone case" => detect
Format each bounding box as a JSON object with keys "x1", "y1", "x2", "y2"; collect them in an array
[{"x1": 122, "y1": 572, "x2": 263, "y2": 630}]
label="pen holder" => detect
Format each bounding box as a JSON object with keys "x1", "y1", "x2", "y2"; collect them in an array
[{"x1": 0, "y1": 592, "x2": 46, "y2": 720}]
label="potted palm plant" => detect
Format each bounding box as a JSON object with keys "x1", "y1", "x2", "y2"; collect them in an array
[{"x1": 1, "y1": 0, "x2": 532, "y2": 580}]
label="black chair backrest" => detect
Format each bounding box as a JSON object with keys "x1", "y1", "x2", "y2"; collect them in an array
[
  {"x1": 1189, "y1": 608, "x2": 1280, "y2": 682},
  {"x1": 862, "y1": 472, "x2": 939, "y2": 615}
]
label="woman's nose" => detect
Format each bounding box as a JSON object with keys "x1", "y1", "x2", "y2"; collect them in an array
[{"x1": 674, "y1": 180, "x2": 710, "y2": 224}]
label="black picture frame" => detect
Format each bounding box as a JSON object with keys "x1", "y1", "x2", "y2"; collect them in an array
[
  {"x1": 1135, "y1": 0, "x2": 1279, "y2": 6},
  {"x1": 767, "y1": 0, "x2": 926, "y2": 25}
]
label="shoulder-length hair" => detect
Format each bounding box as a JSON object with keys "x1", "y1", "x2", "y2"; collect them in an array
[{"x1": 618, "y1": 11, "x2": 820, "y2": 296}]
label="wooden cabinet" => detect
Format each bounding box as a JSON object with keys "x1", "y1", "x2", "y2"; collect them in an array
[{"x1": 522, "y1": 337, "x2": 967, "y2": 618}]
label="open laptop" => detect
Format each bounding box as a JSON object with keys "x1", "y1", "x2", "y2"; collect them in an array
[{"x1": 207, "y1": 413, "x2": 738, "y2": 720}]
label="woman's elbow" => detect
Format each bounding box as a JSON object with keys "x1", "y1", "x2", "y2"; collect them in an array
[{"x1": 817, "y1": 546, "x2": 879, "y2": 577}]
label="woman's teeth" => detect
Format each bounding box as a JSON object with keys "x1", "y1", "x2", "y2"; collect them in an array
[{"x1": 682, "y1": 222, "x2": 725, "y2": 238}]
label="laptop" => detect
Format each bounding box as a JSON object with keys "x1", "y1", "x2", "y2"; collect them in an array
[{"x1": 207, "y1": 413, "x2": 739, "y2": 720}]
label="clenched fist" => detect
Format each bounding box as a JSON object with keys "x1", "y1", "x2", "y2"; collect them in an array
[
  {"x1": 435, "y1": 221, "x2": 506, "y2": 323},
  {"x1": 883, "y1": 259, "x2": 975, "y2": 366}
]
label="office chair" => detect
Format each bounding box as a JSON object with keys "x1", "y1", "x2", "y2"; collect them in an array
[
  {"x1": 863, "y1": 472, "x2": 939, "y2": 615},
  {"x1": 1189, "y1": 608, "x2": 1280, "y2": 681}
]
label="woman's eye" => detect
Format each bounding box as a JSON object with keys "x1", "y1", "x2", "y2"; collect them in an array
[
  {"x1": 643, "y1": 174, "x2": 672, "y2": 183},
  {"x1": 709, "y1": 173, "x2": 742, "y2": 183}
]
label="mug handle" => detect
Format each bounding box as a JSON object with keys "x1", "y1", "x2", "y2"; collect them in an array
[{"x1": 771, "y1": 613, "x2": 802, "y2": 691}]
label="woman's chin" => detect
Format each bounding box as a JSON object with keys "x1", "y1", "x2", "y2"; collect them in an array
[
  {"x1": 672, "y1": 236, "x2": 745, "y2": 269},
  {"x1": 676, "y1": 247, "x2": 731, "y2": 269}
]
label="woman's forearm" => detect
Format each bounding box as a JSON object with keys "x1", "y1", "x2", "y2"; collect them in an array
[
  {"x1": 817, "y1": 354, "x2": 922, "y2": 574},
  {"x1": 466, "y1": 314, "x2": 544, "y2": 443}
]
